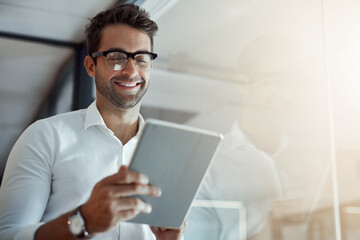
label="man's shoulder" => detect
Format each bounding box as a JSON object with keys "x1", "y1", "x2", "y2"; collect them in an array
[
  {"x1": 31, "y1": 109, "x2": 87, "y2": 132},
  {"x1": 10, "y1": 109, "x2": 87, "y2": 158},
  {"x1": 44, "y1": 109, "x2": 85, "y2": 121}
]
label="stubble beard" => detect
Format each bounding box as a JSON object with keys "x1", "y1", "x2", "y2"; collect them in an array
[{"x1": 95, "y1": 73, "x2": 149, "y2": 109}]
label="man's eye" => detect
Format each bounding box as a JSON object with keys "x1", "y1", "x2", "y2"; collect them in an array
[
  {"x1": 107, "y1": 52, "x2": 127, "y2": 62},
  {"x1": 135, "y1": 55, "x2": 150, "y2": 63},
  {"x1": 109, "y1": 56, "x2": 126, "y2": 61}
]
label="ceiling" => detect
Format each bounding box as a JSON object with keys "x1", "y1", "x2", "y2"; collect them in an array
[{"x1": 0, "y1": 0, "x2": 115, "y2": 42}]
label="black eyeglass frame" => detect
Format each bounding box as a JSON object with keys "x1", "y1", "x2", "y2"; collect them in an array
[{"x1": 91, "y1": 50, "x2": 158, "y2": 60}]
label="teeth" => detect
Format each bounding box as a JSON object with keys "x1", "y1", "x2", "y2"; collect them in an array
[{"x1": 118, "y1": 82, "x2": 137, "y2": 87}]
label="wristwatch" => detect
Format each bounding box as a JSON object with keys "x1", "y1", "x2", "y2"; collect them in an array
[{"x1": 67, "y1": 206, "x2": 93, "y2": 239}]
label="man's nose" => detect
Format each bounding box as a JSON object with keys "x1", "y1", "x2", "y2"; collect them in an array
[{"x1": 121, "y1": 58, "x2": 138, "y2": 78}]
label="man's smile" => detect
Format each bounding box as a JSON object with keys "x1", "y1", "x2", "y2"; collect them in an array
[{"x1": 115, "y1": 81, "x2": 140, "y2": 88}]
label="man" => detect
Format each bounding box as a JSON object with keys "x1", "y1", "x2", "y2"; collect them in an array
[{"x1": 0, "y1": 3, "x2": 185, "y2": 240}]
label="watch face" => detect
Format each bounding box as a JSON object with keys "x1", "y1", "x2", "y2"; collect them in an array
[{"x1": 69, "y1": 214, "x2": 84, "y2": 235}]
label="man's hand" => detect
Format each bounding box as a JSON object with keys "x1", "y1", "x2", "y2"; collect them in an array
[
  {"x1": 150, "y1": 220, "x2": 187, "y2": 240},
  {"x1": 81, "y1": 165, "x2": 162, "y2": 234}
]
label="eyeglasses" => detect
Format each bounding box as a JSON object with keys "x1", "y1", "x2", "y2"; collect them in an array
[{"x1": 92, "y1": 50, "x2": 157, "y2": 71}]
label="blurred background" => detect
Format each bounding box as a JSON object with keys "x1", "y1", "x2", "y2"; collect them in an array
[{"x1": 1, "y1": 0, "x2": 360, "y2": 239}]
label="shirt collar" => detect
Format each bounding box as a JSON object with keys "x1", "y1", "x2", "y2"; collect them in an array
[
  {"x1": 84, "y1": 100, "x2": 145, "y2": 136},
  {"x1": 84, "y1": 101, "x2": 106, "y2": 129}
]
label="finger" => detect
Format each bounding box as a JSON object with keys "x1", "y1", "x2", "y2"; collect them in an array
[
  {"x1": 150, "y1": 226, "x2": 169, "y2": 231},
  {"x1": 150, "y1": 226, "x2": 159, "y2": 232},
  {"x1": 119, "y1": 165, "x2": 127, "y2": 171},
  {"x1": 182, "y1": 219, "x2": 187, "y2": 229},
  {"x1": 104, "y1": 168, "x2": 149, "y2": 185},
  {"x1": 108, "y1": 184, "x2": 162, "y2": 198},
  {"x1": 119, "y1": 169, "x2": 149, "y2": 185},
  {"x1": 117, "y1": 209, "x2": 140, "y2": 221},
  {"x1": 150, "y1": 219, "x2": 187, "y2": 232},
  {"x1": 115, "y1": 197, "x2": 152, "y2": 214}
]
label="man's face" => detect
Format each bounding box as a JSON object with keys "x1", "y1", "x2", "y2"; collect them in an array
[{"x1": 90, "y1": 24, "x2": 152, "y2": 109}]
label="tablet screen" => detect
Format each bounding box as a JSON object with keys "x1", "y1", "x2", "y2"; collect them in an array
[{"x1": 127, "y1": 119, "x2": 223, "y2": 228}]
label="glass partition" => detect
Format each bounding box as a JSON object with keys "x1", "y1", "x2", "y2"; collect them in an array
[
  {"x1": 185, "y1": 200, "x2": 247, "y2": 240},
  {"x1": 142, "y1": 0, "x2": 360, "y2": 239}
]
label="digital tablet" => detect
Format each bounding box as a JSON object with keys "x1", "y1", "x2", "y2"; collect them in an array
[{"x1": 127, "y1": 119, "x2": 223, "y2": 228}]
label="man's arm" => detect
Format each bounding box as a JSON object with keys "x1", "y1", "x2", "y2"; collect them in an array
[
  {"x1": 0, "y1": 121, "x2": 53, "y2": 239},
  {"x1": 35, "y1": 166, "x2": 161, "y2": 239}
]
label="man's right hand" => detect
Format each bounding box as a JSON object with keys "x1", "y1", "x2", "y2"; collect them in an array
[{"x1": 81, "y1": 165, "x2": 162, "y2": 235}]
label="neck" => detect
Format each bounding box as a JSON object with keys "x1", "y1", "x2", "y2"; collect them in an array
[{"x1": 96, "y1": 98, "x2": 141, "y2": 145}]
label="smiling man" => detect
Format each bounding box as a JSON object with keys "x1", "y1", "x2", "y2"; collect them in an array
[{"x1": 0, "y1": 3, "x2": 185, "y2": 240}]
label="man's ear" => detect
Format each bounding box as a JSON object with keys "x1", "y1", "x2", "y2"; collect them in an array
[{"x1": 84, "y1": 55, "x2": 96, "y2": 78}]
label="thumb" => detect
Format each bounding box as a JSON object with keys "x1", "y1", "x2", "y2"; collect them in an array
[{"x1": 119, "y1": 165, "x2": 127, "y2": 172}]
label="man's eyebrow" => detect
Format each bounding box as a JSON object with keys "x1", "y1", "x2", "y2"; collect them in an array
[
  {"x1": 106, "y1": 47, "x2": 125, "y2": 52},
  {"x1": 105, "y1": 48, "x2": 152, "y2": 53}
]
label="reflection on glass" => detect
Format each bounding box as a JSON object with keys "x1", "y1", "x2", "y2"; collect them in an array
[
  {"x1": 186, "y1": 107, "x2": 283, "y2": 239},
  {"x1": 185, "y1": 200, "x2": 246, "y2": 240}
]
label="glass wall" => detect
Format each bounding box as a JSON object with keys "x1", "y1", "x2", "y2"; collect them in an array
[{"x1": 141, "y1": 0, "x2": 360, "y2": 239}]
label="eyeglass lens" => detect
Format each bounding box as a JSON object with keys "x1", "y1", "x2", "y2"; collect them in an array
[{"x1": 106, "y1": 52, "x2": 153, "y2": 71}]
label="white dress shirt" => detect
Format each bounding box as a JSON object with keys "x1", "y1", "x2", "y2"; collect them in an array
[{"x1": 0, "y1": 101, "x2": 156, "y2": 240}]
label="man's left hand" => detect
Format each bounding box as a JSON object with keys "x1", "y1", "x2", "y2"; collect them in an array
[{"x1": 150, "y1": 220, "x2": 187, "y2": 240}]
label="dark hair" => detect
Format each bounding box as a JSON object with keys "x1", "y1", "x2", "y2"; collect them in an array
[{"x1": 85, "y1": 3, "x2": 158, "y2": 57}]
